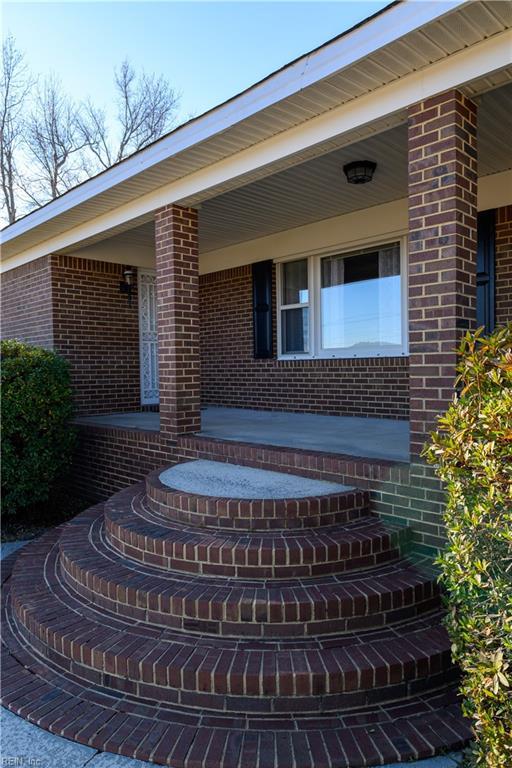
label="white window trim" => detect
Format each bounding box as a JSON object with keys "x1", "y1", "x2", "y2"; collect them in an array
[
  {"x1": 276, "y1": 234, "x2": 408, "y2": 360},
  {"x1": 277, "y1": 257, "x2": 313, "y2": 356}
]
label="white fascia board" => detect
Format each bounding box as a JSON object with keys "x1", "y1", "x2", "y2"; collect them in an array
[
  {"x1": 2, "y1": 28, "x2": 511, "y2": 274},
  {"x1": 1, "y1": 0, "x2": 467, "y2": 246}
]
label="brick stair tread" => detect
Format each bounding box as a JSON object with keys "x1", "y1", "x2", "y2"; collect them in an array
[
  {"x1": 11, "y1": 530, "x2": 454, "y2": 710},
  {"x1": 104, "y1": 486, "x2": 402, "y2": 577},
  {"x1": 62, "y1": 505, "x2": 440, "y2": 636},
  {"x1": 1, "y1": 648, "x2": 471, "y2": 768},
  {"x1": 1, "y1": 554, "x2": 471, "y2": 768},
  {"x1": 145, "y1": 469, "x2": 370, "y2": 530}
]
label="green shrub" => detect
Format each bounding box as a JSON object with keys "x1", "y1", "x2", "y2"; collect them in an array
[
  {"x1": 424, "y1": 324, "x2": 512, "y2": 767},
  {"x1": 1, "y1": 339, "x2": 76, "y2": 514}
]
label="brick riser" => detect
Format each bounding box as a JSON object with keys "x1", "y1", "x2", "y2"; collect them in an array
[
  {"x1": 146, "y1": 469, "x2": 371, "y2": 530},
  {"x1": 1, "y1": 470, "x2": 472, "y2": 766},
  {"x1": 175, "y1": 436, "x2": 409, "y2": 493},
  {"x1": 2, "y1": 557, "x2": 470, "y2": 768},
  {"x1": 11, "y1": 527, "x2": 455, "y2": 710},
  {"x1": 61, "y1": 509, "x2": 440, "y2": 639},
  {"x1": 105, "y1": 486, "x2": 403, "y2": 579},
  {"x1": 1, "y1": 559, "x2": 471, "y2": 768}
]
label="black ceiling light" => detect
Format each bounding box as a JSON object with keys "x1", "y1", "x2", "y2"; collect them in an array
[{"x1": 343, "y1": 160, "x2": 377, "y2": 185}]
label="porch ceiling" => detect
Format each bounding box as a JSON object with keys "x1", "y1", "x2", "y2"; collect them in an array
[{"x1": 77, "y1": 80, "x2": 512, "y2": 257}]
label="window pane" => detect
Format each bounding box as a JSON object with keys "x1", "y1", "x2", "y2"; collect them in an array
[
  {"x1": 321, "y1": 243, "x2": 401, "y2": 351},
  {"x1": 282, "y1": 259, "x2": 308, "y2": 305},
  {"x1": 344, "y1": 252, "x2": 378, "y2": 284},
  {"x1": 282, "y1": 307, "x2": 308, "y2": 353}
]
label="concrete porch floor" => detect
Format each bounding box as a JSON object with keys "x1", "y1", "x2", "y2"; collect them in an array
[{"x1": 77, "y1": 406, "x2": 410, "y2": 462}]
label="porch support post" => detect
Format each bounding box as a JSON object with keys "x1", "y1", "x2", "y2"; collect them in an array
[
  {"x1": 155, "y1": 204, "x2": 200, "y2": 442},
  {"x1": 408, "y1": 89, "x2": 478, "y2": 458}
]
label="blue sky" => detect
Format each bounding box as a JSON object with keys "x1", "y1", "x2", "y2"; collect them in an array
[{"x1": 3, "y1": 1, "x2": 390, "y2": 124}]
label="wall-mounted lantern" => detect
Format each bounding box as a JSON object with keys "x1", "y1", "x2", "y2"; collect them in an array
[
  {"x1": 119, "y1": 267, "x2": 135, "y2": 306},
  {"x1": 343, "y1": 160, "x2": 377, "y2": 185}
]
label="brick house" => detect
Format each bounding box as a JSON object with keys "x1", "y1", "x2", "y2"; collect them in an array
[
  {"x1": 2, "y1": 2, "x2": 511, "y2": 556},
  {"x1": 1, "y1": 6, "x2": 512, "y2": 763}
]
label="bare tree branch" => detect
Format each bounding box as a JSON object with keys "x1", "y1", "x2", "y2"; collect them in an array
[
  {"x1": 1, "y1": 40, "x2": 181, "y2": 222},
  {"x1": 78, "y1": 59, "x2": 180, "y2": 171},
  {"x1": 0, "y1": 35, "x2": 31, "y2": 224},
  {"x1": 21, "y1": 75, "x2": 89, "y2": 207},
  {"x1": 78, "y1": 99, "x2": 112, "y2": 169}
]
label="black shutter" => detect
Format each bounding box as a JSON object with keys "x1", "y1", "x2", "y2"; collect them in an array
[
  {"x1": 252, "y1": 260, "x2": 273, "y2": 359},
  {"x1": 476, "y1": 210, "x2": 496, "y2": 333}
]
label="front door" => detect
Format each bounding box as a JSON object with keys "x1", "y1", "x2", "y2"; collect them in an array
[{"x1": 138, "y1": 269, "x2": 159, "y2": 405}]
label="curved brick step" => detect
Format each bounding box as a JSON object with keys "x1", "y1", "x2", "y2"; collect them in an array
[
  {"x1": 145, "y1": 468, "x2": 370, "y2": 530},
  {"x1": 104, "y1": 486, "x2": 402, "y2": 578},
  {"x1": 2, "y1": 544, "x2": 471, "y2": 766},
  {"x1": 2, "y1": 579, "x2": 472, "y2": 766},
  {"x1": 11, "y1": 530, "x2": 456, "y2": 715},
  {"x1": 62, "y1": 506, "x2": 441, "y2": 637}
]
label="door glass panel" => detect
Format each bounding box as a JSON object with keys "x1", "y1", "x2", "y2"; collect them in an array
[{"x1": 139, "y1": 271, "x2": 159, "y2": 404}]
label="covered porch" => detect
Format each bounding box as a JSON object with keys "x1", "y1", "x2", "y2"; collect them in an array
[
  {"x1": 32, "y1": 10, "x2": 510, "y2": 555},
  {"x1": 75, "y1": 406, "x2": 411, "y2": 462},
  {"x1": 61, "y1": 79, "x2": 511, "y2": 471}
]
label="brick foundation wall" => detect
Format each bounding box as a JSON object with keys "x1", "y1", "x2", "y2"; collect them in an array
[
  {"x1": 72, "y1": 425, "x2": 173, "y2": 501},
  {"x1": 177, "y1": 436, "x2": 445, "y2": 557},
  {"x1": 70, "y1": 423, "x2": 444, "y2": 557},
  {"x1": 496, "y1": 205, "x2": 512, "y2": 326},
  {"x1": 1, "y1": 255, "x2": 54, "y2": 348},
  {"x1": 52, "y1": 256, "x2": 141, "y2": 415},
  {"x1": 200, "y1": 265, "x2": 409, "y2": 419}
]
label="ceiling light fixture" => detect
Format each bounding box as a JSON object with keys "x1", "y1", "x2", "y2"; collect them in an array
[{"x1": 343, "y1": 160, "x2": 377, "y2": 185}]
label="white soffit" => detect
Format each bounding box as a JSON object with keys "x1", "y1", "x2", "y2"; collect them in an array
[
  {"x1": 54, "y1": 111, "x2": 408, "y2": 254},
  {"x1": 56, "y1": 80, "x2": 512, "y2": 257},
  {"x1": 61, "y1": 78, "x2": 512, "y2": 259},
  {"x1": 1, "y1": 0, "x2": 511, "y2": 265}
]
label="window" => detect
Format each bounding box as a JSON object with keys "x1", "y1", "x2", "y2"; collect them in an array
[
  {"x1": 280, "y1": 259, "x2": 309, "y2": 353},
  {"x1": 277, "y1": 240, "x2": 407, "y2": 359}
]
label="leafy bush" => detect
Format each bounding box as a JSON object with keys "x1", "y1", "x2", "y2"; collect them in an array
[
  {"x1": 1, "y1": 339, "x2": 76, "y2": 514},
  {"x1": 424, "y1": 324, "x2": 512, "y2": 767}
]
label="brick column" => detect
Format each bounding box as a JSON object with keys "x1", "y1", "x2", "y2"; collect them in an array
[
  {"x1": 408, "y1": 89, "x2": 477, "y2": 457},
  {"x1": 155, "y1": 204, "x2": 200, "y2": 442},
  {"x1": 496, "y1": 206, "x2": 512, "y2": 327}
]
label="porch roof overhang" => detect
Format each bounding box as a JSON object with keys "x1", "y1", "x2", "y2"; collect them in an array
[{"x1": 1, "y1": 0, "x2": 512, "y2": 271}]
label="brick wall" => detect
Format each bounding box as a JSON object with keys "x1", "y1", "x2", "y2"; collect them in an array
[
  {"x1": 70, "y1": 421, "x2": 444, "y2": 557},
  {"x1": 52, "y1": 255, "x2": 141, "y2": 415},
  {"x1": 408, "y1": 90, "x2": 478, "y2": 457},
  {"x1": 1, "y1": 255, "x2": 54, "y2": 348},
  {"x1": 72, "y1": 425, "x2": 173, "y2": 501},
  {"x1": 200, "y1": 264, "x2": 409, "y2": 419},
  {"x1": 496, "y1": 205, "x2": 512, "y2": 326}
]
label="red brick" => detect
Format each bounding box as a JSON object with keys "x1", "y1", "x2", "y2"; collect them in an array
[
  {"x1": 155, "y1": 204, "x2": 201, "y2": 441},
  {"x1": 408, "y1": 90, "x2": 478, "y2": 457},
  {"x1": 200, "y1": 265, "x2": 409, "y2": 420}
]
